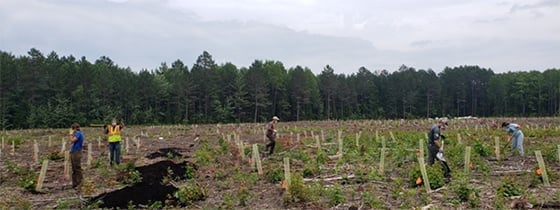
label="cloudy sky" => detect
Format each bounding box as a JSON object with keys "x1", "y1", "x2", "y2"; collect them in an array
[{"x1": 1, "y1": 0, "x2": 559, "y2": 74}]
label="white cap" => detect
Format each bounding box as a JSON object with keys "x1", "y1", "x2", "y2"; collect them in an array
[{"x1": 272, "y1": 116, "x2": 280, "y2": 121}]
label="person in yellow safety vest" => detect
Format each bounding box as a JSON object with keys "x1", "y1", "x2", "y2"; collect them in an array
[{"x1": 104, "y1": 118, "x2": 124, "y2": 166}]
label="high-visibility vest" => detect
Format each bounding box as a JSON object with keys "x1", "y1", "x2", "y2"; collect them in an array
[{"x1": 108, "y1": 125, "x2": 122, "y2": 142}]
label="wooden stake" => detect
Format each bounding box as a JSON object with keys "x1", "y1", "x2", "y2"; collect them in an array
[
  {"x1": 457, "y1": 133, "x2": 462, "y2": 144},
  {"x1": 35, "y1": 160, "x2": 49, "y2": 192},
  {"x1": 311, "y1": 131, "x2": 315, "y2": 139},
  {"x1": 464, "y1": 146, "x2": 472, "y2": 174},
  {"x1": 419, "y1": 139, "x2": 425, "y2": 159},
  {"x1": 87, "y1": 143, "x2": 93, "y2": 167},
  {"x1": 125, "y1": 137, "x2": 130, "y2": 154},
  {"x1": 316, "y1": 136, "x2": 322, "y2": 152},
  {"x1": 64, "y1": 151, "x2": 70, "y2": 180},
  {"x1": 238, "y1": 142, "x2": 245, "y2": 161},
  {"x1": 33, "y1": 140, "x2": 39, "y2": 163},
  {"x1": 283, "y1": 157, "x2": 291, "y2": 191},
  {"x1": 289, "y1": 132, "x2": 293, "y2": 145},
  {"x1": 252, "y1": 144, "x2": 263, "y2": 175},
  {"x1": 136, "y1": 137, "x2": 141, "y2": 152},
  {"x1": 379, "y1": 148, "x2": 386, "y2": 174},
  {"x1": 337, "y1": 133, "x2": 343, "y2": 155},
  {"x1": 296, "y1": 133, "x2": 300, "y2": 142},
  {"x1": 355, "y1": 132, "x2": 360, "y2": 147},
  {"x1": 535, "y1": 151, "x2": 550, "y2": 187},
  {"x1": 494, "y1": 137, "x2": 501, "y2": 161},
  {"x1": 61, "y1": 138, "x2": 66, "y2": 154},
  {"x1": 375, "y1": 130, "x2": 379, "y2": 142},
  {"x1": 11, "y1": 140, "x2": 15, "y2": 155},
  {"x1": 381, "y1": 136, "x2": 386, "y2": 149},
  {"x1": 417, "y1": 155, "x2": 431, "y2": 193},
  {"x1": 97, "y1": 136, "x2": 101, "y2": 149},
  {"x1": 263, "y1": 129, "x2": 267, "y2": 143},
  {"x1": 389, "y1": 131, "x2": 396, "y2": 142},
  {"x1": 321, "y1": 130, "x2": 325, "y2": 143},
  {"x1": 1, "y1": 136, "x2": 4, "y2": 149},
  {"x1": 48, "y1": 136, "x2": 51, "y2": 148}
]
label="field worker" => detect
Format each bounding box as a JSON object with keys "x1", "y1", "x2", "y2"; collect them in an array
[
  {"x1": 502, "y1": 122, "x2": 524, "y2": 156},
  {"x1": 427, "y1": 118, "x2": 451, "y2": 179},
  {"x1": 69, "y1": 123, "x2": 84, "y2": 191},
  {"x1": 265, "y1": 116, "x2": 280, "y2": 155},
  {"x1": 105, "y1": 118, "x2": 124, "y2": 166}
]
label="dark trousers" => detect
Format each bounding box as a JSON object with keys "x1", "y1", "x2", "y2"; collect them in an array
[
  {"x1": 70, "y1": 151, "x2": 83, "y2": 189},
  {"x1": 427, "y1": 144, "x2": 451, "y2": 178},
  {"x1": 109, "y1": 142, "x2": 121, "y2": 165},
  {"x1": 266, "y1": 135, "x2": 276, "y2": 155}
]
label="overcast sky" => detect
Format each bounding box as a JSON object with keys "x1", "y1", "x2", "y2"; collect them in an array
[{"x1": 1, "y1": 0, "x2": 559, "y2": 74}]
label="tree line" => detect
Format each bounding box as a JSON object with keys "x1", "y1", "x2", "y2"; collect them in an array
[{"x1": 0, "y1": 48, "x2": 559, "y2": 129}]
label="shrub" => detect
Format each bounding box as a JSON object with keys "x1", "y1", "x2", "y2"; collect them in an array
[
  {"x1": 302, "y1": 162, "x2": 320, "y2": 178},
  {"x1": 326, "y1": 184, "x2": 345, "y2": 207},
  {"x1": 451, "y1": 172, "x2": 480, "y2": 207},
  {"x1": 497, "y1": 177, "x2": 523, "y2": 198},
  {"x1": 174, "y1": 182, "x2": 207, "y2": 205},
  {"x1": 264, "y1": 167, "x2": 283, "y2": 183},
  {"x1": 473, "y1": 139, "x2": 491, "y2": 157},
  {"x1": 185, "y1": 163, "x2": 196, "y2": 179},
  {"x1": 18, "y1": 174, "x2": 37, "y2": 192},
  {"x1": 408, "y1": 163, "x2": 445, "y2": 190},
  {"x1": 284, "y1": 173, "x2": 314, "y2": 204}
]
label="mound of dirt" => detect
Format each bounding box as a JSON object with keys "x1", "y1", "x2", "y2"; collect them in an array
[{"x1": 90, "y1": 160, "x2": 191, "y2": 208}]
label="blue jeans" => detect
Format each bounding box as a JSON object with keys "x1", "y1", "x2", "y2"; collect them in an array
[
  {"x1": 512, "y1": 132, "x2": 524, "y2": 156},
  {"x1": 109, "y1": 142, "x2": 121, "y2": 165}
]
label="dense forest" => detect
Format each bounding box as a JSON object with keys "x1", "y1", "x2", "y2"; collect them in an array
[{"x1": 0, "y1": 48, "x2": 559, "y2": 129}]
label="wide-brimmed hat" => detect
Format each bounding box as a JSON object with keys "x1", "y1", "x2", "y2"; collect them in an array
[{"x1": 272, "y1": 116, "x2": 280, "y2": 121}]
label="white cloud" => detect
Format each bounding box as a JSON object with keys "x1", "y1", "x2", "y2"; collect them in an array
[{"x1": 1, "y1": 0, "x2": 559, "y2": 74}]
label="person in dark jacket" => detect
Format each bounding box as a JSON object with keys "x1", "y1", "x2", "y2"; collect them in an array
[{"x1": 428, "y1": 118, "x2": 451, "y2": 179}]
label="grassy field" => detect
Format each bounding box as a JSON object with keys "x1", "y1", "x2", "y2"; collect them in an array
[{"x1": 0, "y1": 117, "x2": 559, "y2": 209}]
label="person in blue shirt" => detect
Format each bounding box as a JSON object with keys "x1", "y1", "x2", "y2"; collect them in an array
[
  {"x1": 502, "y1": 122, "x2": 524, "y2": 156},
  {"x1": 69, "y1": 123, "x2": 84, "y2": 190}
]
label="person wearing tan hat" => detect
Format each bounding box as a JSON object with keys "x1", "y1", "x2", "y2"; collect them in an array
[{"x1": 265, "y1": 116, "x2": 280, "y2": 155}]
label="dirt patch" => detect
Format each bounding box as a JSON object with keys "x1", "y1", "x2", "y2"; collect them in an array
[
  {"x1": 90, "y1": 160, "x2": 190, "y2": 208},
  {"x1": 145, "y1": 147, "x2": 187, "y2": 159}
]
